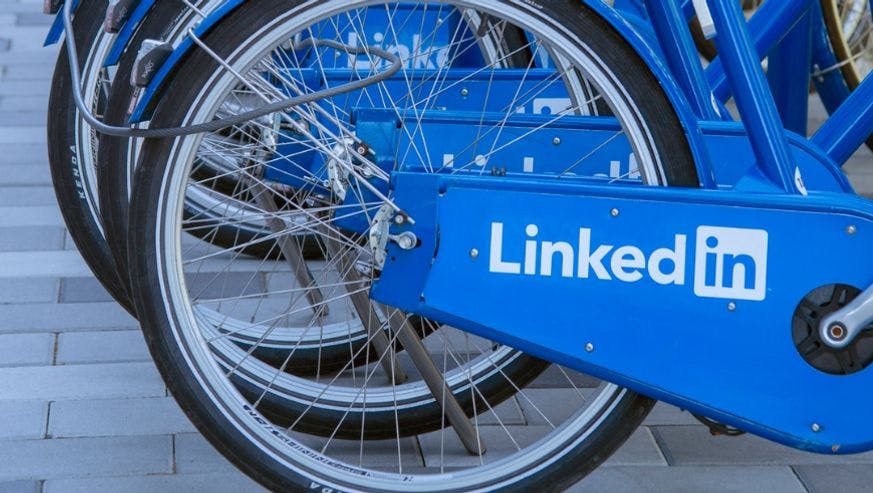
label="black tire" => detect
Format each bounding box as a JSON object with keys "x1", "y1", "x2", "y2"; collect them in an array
[
  {"x1": 130, "y1": 0, "x2": 697, "y2": 490},
  {"x1": 97, "y1": 2, "x2": 322, "y2": 287},
  {"x1": 48, "y1": 0, "x2": 133, "y2": 313},
  {"x1": 98, "y1": 0, "x2": 535, "y2": 377},
  {"x1": 130, "y1": 0, "x2": 551, "y2": 438}
]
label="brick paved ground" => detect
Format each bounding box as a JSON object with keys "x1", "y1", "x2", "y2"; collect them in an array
[{"x1": 2, "y1": 0, "x2": 873, "y2": 491}]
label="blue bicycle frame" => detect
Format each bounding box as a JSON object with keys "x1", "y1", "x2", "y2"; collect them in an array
[
  {"x1": 49, "y1": 0, "x2": 873, "y2": 455},
  {"x1": 369, "y1": 0, "x2": 873, "y2": 455}
]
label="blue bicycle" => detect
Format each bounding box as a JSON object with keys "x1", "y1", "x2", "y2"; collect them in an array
[
  {"x1": 46, "y1": 0, "x2": 873, "y2": 315},
  {"x1": 51, "y1": 0, "x2": 873, "y2": 490}
]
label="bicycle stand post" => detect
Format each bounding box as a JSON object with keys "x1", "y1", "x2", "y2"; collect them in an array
[
  {"x1": 322, "y1": 232, "x2": 408, "y2": 385},
  {"x1": 386, "y1": 309, "x2": 487, "y2": 456},
  {"x1": 248, "y1": 180, "x2": 329, "y2": 317}
]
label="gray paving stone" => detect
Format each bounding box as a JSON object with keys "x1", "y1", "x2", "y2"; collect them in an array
[
  {"x1": 526, "y1": 365, "x2": 599, "y2": 388},
  {"x1": 0, "y1": 187, "x2": 55, "y2": 206},
  {"x1": 604, "y1": 428, "x2": 667, "y2": 466},
  {"x1": 0, "y1": 277, "x2": 57, "y2": 303},
  {"x1": 0, "y1": 435, "x2": 172, "y2": 480},
  {"x1": 475, "y1": 395, "x2": 526, "y2": 427},
  {"x1": 0, "y1": 165, "x2": 49, "y2": 185},
  {"x1": 56, "y1": 329, "x2": 149, "y2": 365},
  {"x1": 643, "y1": 402, "x2": 699, "y2": 426},
  {"x1": 0, "y1": 206, "x2": 61, "y2": 226},
  {"x1": 0, "y1": 401, "x2": 47, "y2": 440},
  {"x1": 568, "y1": 466, "x2": 807, "y2": 493},
  {"x1": 0, "y1": 80, "x2": 50, "y2": 97},
  {"x1": 0, "y1": 112, "x2": 45, "y2": 126},
  {"x1": 0, "y1": 301, "x2": 135, "y2": 332},
  {"x1": 0, "y1": 226, "x2": 64, "y2": 252},
  {"x1": 848, "y1": 173, "x2": 873, "y2": 197},
  {"x1": 0, "y1": 95, "x2": 47, "y2": 112},
  {"x1": 43, "y1": 473, "x2": 266, "y2": 493},
  {"x1": 58, "y1": 277, "x2": 113, "y2": 303},
  {"x1": 49, "y1": 397, "x2": 195, "y2": 438},
  {"x1": 653, "y1": 425, "x2": 873, "y2": 466},
  {"x1": 15, "y1": 14, "x2": 54, "y2": 27},
  {"x1": 0, "y1": 363, "x2": 165, "y2": 401},
  {"x1": 173, "y1": 434, "x2": 247, "y2": 475},
  {"x1": 0, "y1": 481, "x2": 39, "y2": 493},
  {"x1": 0, "y1": 332, "x2": 53, "y2": 366},
  {"x1": 516, "y1": 387, "x2": 592, "y2": 426},
  {"x1": 0, "y1": 251, "x2": 90, "y2": 278},
  {"x1": 794, "y1": 464, "x2": 873, "y2": 493},
  {"x1": 0, "y1": 51, "x2": 56, "y2": 66},
  {"x1": 0, "y1": 128, "x2": 44, "y2": 146},
  {"x1": 0, "y1": 64, "x2": 52, "y2": 80}
]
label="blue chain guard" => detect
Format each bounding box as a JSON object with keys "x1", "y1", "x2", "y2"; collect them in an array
[{"x1": 372, "y1": 170, "x2": 873, "y2": 454}]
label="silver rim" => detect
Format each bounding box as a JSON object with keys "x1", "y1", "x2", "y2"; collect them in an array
[{"x1": 145, "y1": 1, "x2": 667, "y2": 489}]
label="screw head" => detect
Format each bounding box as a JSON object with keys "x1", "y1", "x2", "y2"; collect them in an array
[
  {"x1": 812, "y1": 423, "x2": 822, "y2": 433},
  {"x1": 470, "y1": 248, "x2": 479, "y2": 259},
  {"x1": 727, "y1": 302, "x2": 737, "y2": 312},
  {"x1": 847, "y1": 225, "x2": 858, "y2": 235},
  {"x1": 460, "y1": 88, "x2": 469, "y2": 97},
  {"x1": 394, "y1": 214, "x2": 406, "y2": 225},
  {"x1": 552, "y1": 137, "x2": 561, "y2": 146},
  {"x1": 610, "y1": 208, "x2": 620, "y2": 218},
  {"x1": 585, "y1": 343, "x2": 595, "y2": 353}
]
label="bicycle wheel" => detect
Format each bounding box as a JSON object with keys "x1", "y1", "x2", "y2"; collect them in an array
[
  {"x1": 821, "y1": 0, "x2": 873, "y2": 148},
  {"x1": 131, "y1": 0, "x2": 553, "y2": 436},
  {"x1": 98, "y1": 0, "x2": 532, "y2": 279},
  {"x1": 100, "y1": 0, "x2": 540, "y2": 376},
  {"x1": 822, "y1": 0, "x2": 872, "y2": 88},
  {"x1": 130, "y1": 0, "x2": 697, "y2": 490},
  {"x1": 47, "y1": 0, "x2": 133, "y2": 312}
]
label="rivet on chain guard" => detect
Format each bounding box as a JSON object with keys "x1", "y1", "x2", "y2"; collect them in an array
[{"x1": 371, "y1": 164, "x2": 873, "y2": 455}]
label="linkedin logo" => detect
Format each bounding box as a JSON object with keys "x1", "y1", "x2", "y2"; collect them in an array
[{"x1": 693, "y1": 226, "x2": 769, "y2": 301}]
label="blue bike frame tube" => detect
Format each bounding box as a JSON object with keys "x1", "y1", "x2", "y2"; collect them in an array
[
  {"x1": 645, "y1": 1, "x2": 720, "y2": 120},
  {"x1": 613, "y1": 0, "x2": 647, "y2": 19},
  {"x1": 705, "y1": 0, "x2": 810, "y2": 103},
  {"x1": 708, "y1": 0, "x2": 803, "y2": 193},
  {"x1": 812, "y1": 74, "x2": 873, "y2": 165},
  {"x1": 766, "y1": 7, "x2": 812, "y2": 135}
]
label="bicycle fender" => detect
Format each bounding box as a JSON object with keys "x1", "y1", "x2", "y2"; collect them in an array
[
  {"x1": 129, "y1": 0, "x2": 246, "y2": 122},
  {"x1": 103, "y1": 0, "x2": 155, "y2": 67},
  {"x1": 44, "y1": 0, "x2": 80, "y2": 46}
]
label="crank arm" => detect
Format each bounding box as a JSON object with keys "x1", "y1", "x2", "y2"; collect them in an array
[{"x1": 820, "y1": 283, "x2": 873, "y2": 348}]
